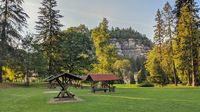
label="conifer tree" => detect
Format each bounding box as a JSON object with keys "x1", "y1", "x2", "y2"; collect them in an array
[
  {"x1": 162, "y1": 2, "x2": 178, "y2": 86},
  {"x1": 174, "y1": 0, "x2": 199, "y2": 86},
  {"x1": 188, "y1": 0, "x2": 199, "y2": 86},
  {"x1": 0, "y1": 0, "x2": 29, "y2": 83},
  {"x1": 35, "y1": 0, "x2": 63, "y2": 76},
  {"x1": 154, "y1": 9, "x2": 164, "y2": 60},
  {"x1": 173, "y1": 0, "x2": 188, "y2": 20}
]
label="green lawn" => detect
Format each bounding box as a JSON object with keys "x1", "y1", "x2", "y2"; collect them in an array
[{"x1": 0, "y1": 84, "x2": 200, "y2": 112}]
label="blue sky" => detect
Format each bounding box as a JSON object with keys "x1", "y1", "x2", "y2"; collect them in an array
[{"x1": 23, "y1": 0, "x2": 198, "y2": 40}]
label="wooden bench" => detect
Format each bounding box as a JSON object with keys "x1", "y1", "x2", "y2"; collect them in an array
[
  {"x1": 109, "y1": 86, "x2": 116, "y2": 92},
  {"x1": 91, "y1": 87, "x2": 109, "y2": 93}
]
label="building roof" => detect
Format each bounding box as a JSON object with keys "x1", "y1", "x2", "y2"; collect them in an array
[
  {"x1": 86, "y1": 74, "x2": 120, "y2": 81},
  {"x1": 47, "y1": 72, "x2": 82, "y2": 82},
  {"x1": 80, "y1": 76, "x2": 87, "y2": 81}
]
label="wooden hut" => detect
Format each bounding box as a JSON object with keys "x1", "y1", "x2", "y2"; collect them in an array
[{"x1": 85, "y1": 74, "x2": 120, "y2": 93}]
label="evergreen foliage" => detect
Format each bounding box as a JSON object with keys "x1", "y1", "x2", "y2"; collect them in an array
[
  {"x1": 162, "y1": 2, "x2": 178, "y2": 85},
  {"x1": 35, "y1": 0, "x2": 63, "y2": 76},
  {"x1": 146, "y1": 0, "x2": 200, "y2": 86},
  {"x1": 173, "y1": 0, "x2": 200, "y2": 86},
  {"x1": 59, "y1": 25, "x2": 95, "y2": 75},
  {"x1": 137, "y1": 64, "x2": 149, "y2": 83},
  {"x1": 111, "y1": 27, "x2": 152, "y2": 47},
  {"x1": 154, "y1": 9, "x2": 164, "y2": 60},
  {"x1": 0, "y1": 0, "x2": 29, "y2": 83}
]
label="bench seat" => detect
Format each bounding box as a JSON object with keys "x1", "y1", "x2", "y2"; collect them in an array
[{"x1": 91, "y1": 88, "x2": 109, "y2": 93}]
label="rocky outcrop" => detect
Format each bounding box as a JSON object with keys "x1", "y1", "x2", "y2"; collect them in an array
[{"x1": 110, "y1": 38, "x2": 151, "y2": 59}]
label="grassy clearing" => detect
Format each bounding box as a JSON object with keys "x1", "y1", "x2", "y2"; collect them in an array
[{"x1": 0, "y1": 83, "x2": 200, "y2": 112}]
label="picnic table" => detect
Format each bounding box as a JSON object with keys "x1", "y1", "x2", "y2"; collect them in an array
[{"x1": 91, "y1": 86, "x2": 116, "y2": 93}]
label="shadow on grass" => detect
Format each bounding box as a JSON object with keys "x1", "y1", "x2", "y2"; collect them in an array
[{"x1": 0, "y1": 82, "x2": 47, "y2": 89}]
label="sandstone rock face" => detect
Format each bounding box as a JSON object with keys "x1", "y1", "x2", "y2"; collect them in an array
[{"x1": 110, "y1": 38, "x2": 150, "y2": 59}]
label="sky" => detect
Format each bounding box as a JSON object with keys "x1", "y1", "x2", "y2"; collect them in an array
[{"x1": 23, "y1": 0, "x2": 198, "y2": 40}]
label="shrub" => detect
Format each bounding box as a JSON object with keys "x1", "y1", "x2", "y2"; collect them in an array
[
  {"x1": 137, "y1": 65, "x2": 149, "y2": 84},
  {"x1": 138, "y1": 81, "x2": 154, "y2": 87},
  {"x1": 150, "y1": 75, "x2": 167, "y2": 86}
]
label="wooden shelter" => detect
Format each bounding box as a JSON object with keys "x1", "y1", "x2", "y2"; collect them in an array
[
  {"x1": 46, "y1": 72, "x2": 82, "y2": 98},
  {"x1": 85, "y1": 74, "x2": 120, "y2": 93}
]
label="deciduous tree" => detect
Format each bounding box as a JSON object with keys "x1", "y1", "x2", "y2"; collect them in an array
[{"x1": 91, "y1": 18, "x2": 117, "y2": 73}]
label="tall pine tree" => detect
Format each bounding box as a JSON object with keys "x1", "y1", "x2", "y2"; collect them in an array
[
  {"x1": 154, "y1": 9, "x2": 164, "y2": 61},
  {"x1": 162, "y1": 2, "x2": 178, "y2": 86},
  {"x1": 0, "y1": 0, "x2": 29, "y2": 83},
  {"x1": 174, "y1": 0, "x2": 199, "y2": 86},
  {"x1": 35, "y1": 0, "x2": 63, "y2": 76},
  {"x1": 188, "y1": 0, "x2": 199, "y2": 86}
]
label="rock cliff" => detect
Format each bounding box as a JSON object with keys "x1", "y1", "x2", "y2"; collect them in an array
[{"x1": 110, "y1": 38, "x2": 151, "y2": 59}]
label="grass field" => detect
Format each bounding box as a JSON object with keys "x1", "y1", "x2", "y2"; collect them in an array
[{"x1": 0, "y1": 84, "x2": 200, "y2": 112}]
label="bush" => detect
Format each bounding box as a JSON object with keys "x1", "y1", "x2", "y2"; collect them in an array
[
  {"x1": 137, "y1": 66, "x2": 148, "y2": 84},
  {"x1": 150, "y1": 75, "x2": 167, "y2": 86},
  {"x1": 138, "y1": 81, "x2": 154, "y2": 87}
]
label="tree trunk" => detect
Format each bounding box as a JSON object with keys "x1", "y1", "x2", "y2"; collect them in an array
[
  {"x1": 188, "y1": 2, "x2": 198, "y2": 86},
  {"x1": 172, "y1": 62, "x2": 178, "y2": 86},
  {"x1": 24, "y1": 53, "x2": 30, "y2": 86},
  {"x1": 189, "y1": 31, "x2": 198, "y2": 87},
  {"x1": 24, "y1": 74, "x2": 30, "y2": 86},
  {"x1": 0, "y1": 0, "x2": 8, "y2": 83},
  {"x1": 190, "y1": 29, "x2": 198, "y2": 87},
  {"x1": 0, "y1": 65, "x2": 2, "y2": 83},
  {"x1": 49, "y1": 56, "x2": 53, "y2": 76},
  {"x1": 168, "y1": 20, "x2": 177, "y2": 86},
  {"x1": 192, "y1": 53, "x2": 198, "y2": 87},
  {"x1": 171, "y1": 47, "x2": 177, "y2": 86},
  {"x1": 187, "y1": 70, "x2": 192, "y2": 86},
  {"x1": 159, "y1": 42, "x2": 162, "y2": 61}
]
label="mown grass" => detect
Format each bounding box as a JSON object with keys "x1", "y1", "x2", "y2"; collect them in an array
[{"x1": 0, "y1": 83, "x2": 200, "y2": 112}]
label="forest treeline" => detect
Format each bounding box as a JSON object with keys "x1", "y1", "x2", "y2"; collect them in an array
[
  {"x1": 0, "y1": 0, "x2": 199, "y2": 87},
  {"x1": 0, "y1": 0, "x2": 150, "y2": 85},
  {"x1": 111, "y1": 27, "x2": 152, "y2": 47}
]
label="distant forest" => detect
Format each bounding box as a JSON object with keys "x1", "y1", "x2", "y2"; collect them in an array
[{"x1": 111, "y1": 27, "x2": 152, "y2": 47}]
